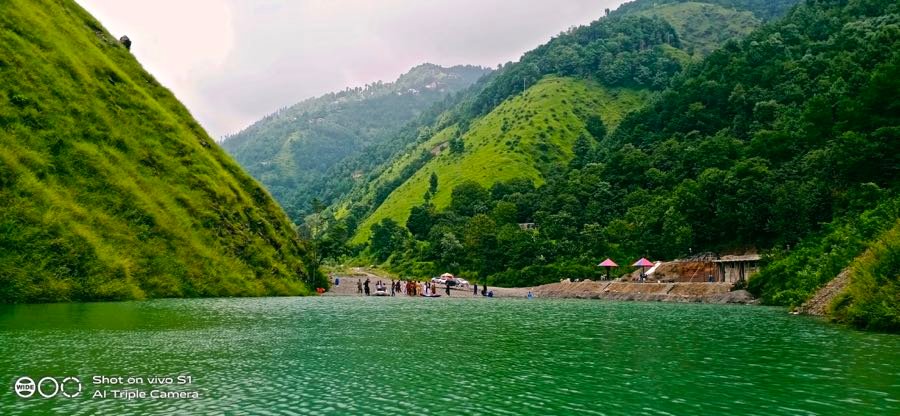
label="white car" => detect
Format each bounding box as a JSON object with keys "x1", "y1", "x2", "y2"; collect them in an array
[{"x1": 455, "y1": 278, "x2": 470, "y2": 288}]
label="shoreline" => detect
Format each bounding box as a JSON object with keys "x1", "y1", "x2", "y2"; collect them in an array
[{"x1": 325, "y1": 271, "x2": 757, "y2": 304}]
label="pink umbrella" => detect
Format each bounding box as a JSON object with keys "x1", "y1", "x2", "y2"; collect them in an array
[
  {"x1": 632, "y1": 258, "x2": 653, "y2": 267},
  {"x1": 598, "y1": 258, "x2": 618, "y2": 281},
  {"x1": 633, "y1": 258, "x2": 653, "y2": 282}
]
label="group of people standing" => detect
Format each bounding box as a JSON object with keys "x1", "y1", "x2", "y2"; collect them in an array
[
  {"x1": 356, "y1": 278, "x2": 404, "y2": 296},
  {"x1": 401, "y1": 280, "x2": 442, "y2": 296},
  {"x1": 353, "y1": 277, "x2": 490, "y2": 297}
]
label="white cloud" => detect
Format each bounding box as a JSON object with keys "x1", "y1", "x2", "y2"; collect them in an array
[{"x1": 76, "y1": 0, "x2": 626, "y2": 139}]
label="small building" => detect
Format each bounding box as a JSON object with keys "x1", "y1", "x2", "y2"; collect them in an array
[
  {"x1": 518, "y1": 223, "x2": 537, "y2": 231},
  {"x1": 712, "y1": 254, "x2": 761, "y2": 283}
]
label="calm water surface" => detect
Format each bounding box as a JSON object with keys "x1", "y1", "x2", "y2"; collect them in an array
[{"x1": 0, "y1": 297, "x2": 897, "y2": 415}]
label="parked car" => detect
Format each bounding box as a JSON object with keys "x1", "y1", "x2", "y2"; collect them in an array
[
  {"x1": 455, "y1": 278, "x2": 470, "y2": 288},
  {"x1": 431, "y1": 276, "x2": 459, "y2": 286}
]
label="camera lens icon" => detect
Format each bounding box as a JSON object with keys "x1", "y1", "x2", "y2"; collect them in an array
[
  {"x1": 14, "y1": 376, "x2": 81, "y2": 399},
  {"x1": 14, "y1": 377, "x2": 36, "y2": 398}
]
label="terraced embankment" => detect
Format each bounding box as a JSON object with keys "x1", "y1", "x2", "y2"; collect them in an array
[{"x1": 531, "y1": 281, "x2": 756, "y2": 303}]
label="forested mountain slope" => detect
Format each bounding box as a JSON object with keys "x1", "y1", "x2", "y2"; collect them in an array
[
  {"x1": 342, "y1": 0, "x2": 795, "y2": 244},
  {"x1": 348, "y1": 78, "x2": 649, "y2": 244},
  {"x1": 0, "y1": 0, "x2": 321, "y2": 302},
  {"x1": 603, "y1": 0, "x2": 899, "y2": 331},
  {"x1": 334, "y1": 0, "x2": 898, "y2": 330},
  {"x1": 221, "y1": 64, "x2": 490, "y2": 219},
  {"x1": 612, "y1": 0, "x2": 798, "y2": 20}
]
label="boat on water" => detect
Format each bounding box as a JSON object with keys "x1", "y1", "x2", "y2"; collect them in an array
[
  {"x1": 421, "y1": 294, "x2": 441, "y2": 298},
  {"x1": 373, "y1": 288, "x2": 390, "y2": 296}
]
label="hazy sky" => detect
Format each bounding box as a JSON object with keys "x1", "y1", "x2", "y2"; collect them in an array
[{"x1": 76, "y1": 1, "x2": 626, "y2": 139}]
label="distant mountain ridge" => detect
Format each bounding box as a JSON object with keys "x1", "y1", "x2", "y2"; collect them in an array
[{"x1": 221, "y1": 64, "x2": 490, "y2": 219}]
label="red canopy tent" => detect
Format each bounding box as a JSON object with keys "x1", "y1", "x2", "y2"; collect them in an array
[
  {"x1": 633, "y1": 258, "x2": 653, "y2": 282},
  {"x1": 597, "y1": 258, "x2": 618, "y2": 280}
]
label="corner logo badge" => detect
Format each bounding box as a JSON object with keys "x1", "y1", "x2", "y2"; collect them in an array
[
  {"x1": 14, "y1": 377, "x2": 35, "y2": 398},
  {"x1": 13, "y1": 376, "x2": 81, "y2": 399}
]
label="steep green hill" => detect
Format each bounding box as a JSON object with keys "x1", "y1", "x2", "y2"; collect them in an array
[
  {"x1": 221, "y1": 64, "x2": 490, "y2": 219},
  {"x1": 343, "y1": 0, "x2": 789, "y2": 244},
  {"x1": 338, "y1": 14, "x2": 685, "y2": 243},
  {"x1": 350, "y1": 77, "x2": 648, "y2": 243},
  {"x1": 0, "y1": 0, "x2": 321, "y2": 302},
  {"x1": 334, "y1": 0, "x2": 899, "y2": 331}
]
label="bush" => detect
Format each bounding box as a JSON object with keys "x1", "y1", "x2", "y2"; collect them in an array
[
  {"x1": 831, "y1": 221, "x2": 900, "y2": 332},
  {"x1": 748, "y1": 197, "x2": 900, "y2": 307},
  {"x1": 487, "y1": 263, "x2": 599, "y2": 287}
]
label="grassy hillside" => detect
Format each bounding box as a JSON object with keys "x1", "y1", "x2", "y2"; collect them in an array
[
  {"x1": 351, "y1": 77, "x2": 647, "y2": 243},
  {"x1": 0, "y1": 0, "x2": 320, "y2": 302},
  {"x1": 750, "y1": 198, "x2": 900, "y2": 307},
  {"x1": 833, "y1": 218, "x2": 900, "y2": 332},
  {"x1": 337, "y1": 13, "x2": 687, "y2": 245},
  {"x1": 235, "y1": 0, "x2": 798, "y2": 265},
  {"x1": 222, "y1": 64, "x2": 490, "y2": 219},
  {"x1": 636, "y1": 2, "x2": 761, "y2": 56}
]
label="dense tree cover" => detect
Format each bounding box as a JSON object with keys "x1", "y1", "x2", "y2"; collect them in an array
[
  {"x1": 0, "y1": 0, "x2": 323, "y2": 302},
  {"x1": 371, "y1": 174, "x2": 624, "y2": 287},
  {"x1": 340, "y1": 0, "x2": 803, "y2": 245},
  {"x1": 311, "y1": 1, "x2": 793, "y2": 250},
  {"x1": 231, "y1": 1, "x2": 792, "y2": 233},
  {"x1": 832, "y1": 215, "x2": 900, "y2": 332},
  {"x1": 465, "y1": 16, "x2": 683, "y2": 120},
  {"x1": 360, "y1": 0, "x2": 899, "y2": 332},
  {"x1": 347, "y1": 76, "x2": 647, "y2": 245},
  {"x1": 222, "y1": 64, "x2": 490, "y2": 219},
  {"x1": 604, "y1": 0, "x2": 899, "y2": 257},
  {"x1": 460, "y1": 0, "x2": 803, "y2": 123},
  {"x1": 613, "y1": 0, "x2": 798, "y2": 21},
  {"x1": 750, "y1": 197, "x2": 900, "y2": 331}
]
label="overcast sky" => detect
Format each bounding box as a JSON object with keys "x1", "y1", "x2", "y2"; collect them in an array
[{"x1": 76, "y1": 0, "x2": 626, "y2": 139}]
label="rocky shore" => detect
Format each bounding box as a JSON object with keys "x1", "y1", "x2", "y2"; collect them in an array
[
  {"x1": 796, "y1": 269, "x2": 850, "y2": 316},
  {"x1": 528, "y1": 280, "x2": 756, "y2": 304},
  {"x1": 326, "y1": 272, "x2": 756, "y2": 304}
]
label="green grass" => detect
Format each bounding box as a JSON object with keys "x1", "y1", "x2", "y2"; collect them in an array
[
  {"x1": 351, "y1": 77, "x2": 649, "y2": 243},
  {"x1": 749, "y1": 197, "x2": 900, "y2": 310},
  {"x1": 360, "y1": 125, "x2": 460, "y2": 200},
  {"x1": 0, "y1": 0, "x2": 319, "y2": 302},
  {"x1": 831, "y1": 219, "x2": 900, "y2": 332},
  {"x1": 636, "y1": 2, "x2": 761, "y2": 56}
]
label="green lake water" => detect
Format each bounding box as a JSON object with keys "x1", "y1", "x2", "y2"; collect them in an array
[{"x1": 1, "y1": 297, "x2": 898, "y2": 415}]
